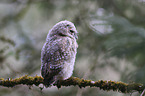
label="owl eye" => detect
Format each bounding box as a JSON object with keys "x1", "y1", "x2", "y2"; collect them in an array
[
  {"x1": 59, "y1": 33, "x2": 66, "y2": 36},
  {"x1": 69, "y1": 30, "x2": 74, "y2": 33}
]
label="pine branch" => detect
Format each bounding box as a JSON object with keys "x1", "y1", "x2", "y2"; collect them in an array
[{"x1": 0, "y1": 75, "x2": 144, "y2": 94}]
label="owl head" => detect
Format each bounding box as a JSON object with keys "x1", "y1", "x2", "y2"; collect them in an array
[{"x1": 47, "y1": 20, "x2": 78, "y2": 40}]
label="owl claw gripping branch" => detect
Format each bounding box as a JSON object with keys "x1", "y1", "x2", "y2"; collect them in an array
[{"x1": 41, "y1": 20, "x2": 78, "y2": 87}]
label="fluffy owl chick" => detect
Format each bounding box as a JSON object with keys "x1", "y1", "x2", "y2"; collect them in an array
[{"x1": 41, "y1": 20, "x2": 78, "y2": 87}]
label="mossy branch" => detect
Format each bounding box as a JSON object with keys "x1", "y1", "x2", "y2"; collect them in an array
[{"x1": 0, "y1": 75, "x2": 144, "y2": 93}]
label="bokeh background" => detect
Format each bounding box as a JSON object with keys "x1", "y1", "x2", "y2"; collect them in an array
[{"x1": 0, "y1": 0, "x2": 145, "y2": 96}]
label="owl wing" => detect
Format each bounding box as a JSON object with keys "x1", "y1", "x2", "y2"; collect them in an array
[{"x1": 41, "y1": 37, "x2": 71, "y2": 86}]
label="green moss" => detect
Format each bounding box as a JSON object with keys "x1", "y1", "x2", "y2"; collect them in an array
[
  {"x1": 0, "y1": 75, "x2": 44, "y2": 87},
  {"x1": 0, "y1": 78, "x2": 4, "y2": 80},
  {"x1": 0, "y1": 76, "x2": 144, "y2": 94}
]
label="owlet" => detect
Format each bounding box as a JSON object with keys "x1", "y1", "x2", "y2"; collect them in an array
[{"x1": 41, "y1": 20, "x2": 78, "y2": 86}]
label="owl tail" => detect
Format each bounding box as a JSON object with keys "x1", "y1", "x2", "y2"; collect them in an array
[
  {"x1": 43, "y1": 69, "x2": 61, "y2": 87},
  {"x1": 43, "y1": 77, "x2": 56, "y2": 87}
]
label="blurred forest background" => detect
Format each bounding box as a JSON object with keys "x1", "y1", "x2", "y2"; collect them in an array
[{"x1": 0, "y1": 0, "x2": 145, "y2": 96}]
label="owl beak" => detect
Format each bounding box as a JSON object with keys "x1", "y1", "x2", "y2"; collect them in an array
[
  {"x1": 72, "y1": 28, "x2": 78, "y2": 39},
  {"x1": 74, "y1": 32, "x2": 78, "y2": 39}
]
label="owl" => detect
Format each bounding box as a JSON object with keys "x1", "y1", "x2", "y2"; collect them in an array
[{"x1": 41, "y1": 20, "x2": 78, "y2": 87}]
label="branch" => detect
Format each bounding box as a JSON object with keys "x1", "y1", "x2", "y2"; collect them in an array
[
  {"x1": 0, "y1": 36, "x2": 15, "y2": 46},
  {"x1": 0, "y1": 75, "x2": 144, "y2": 94}
]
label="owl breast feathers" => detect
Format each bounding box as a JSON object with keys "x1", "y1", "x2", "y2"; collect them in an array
[{"x1": 41, "y1": 20, "x2": 78, "y2": 86}]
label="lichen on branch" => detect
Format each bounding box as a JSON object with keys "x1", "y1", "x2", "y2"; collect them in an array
[
  {"x1": 0, "y1": 75, "x2": 144, "y2": 94},
  {"x1": 0, "y1": 75, "x2": 43, "y2": 87}
]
